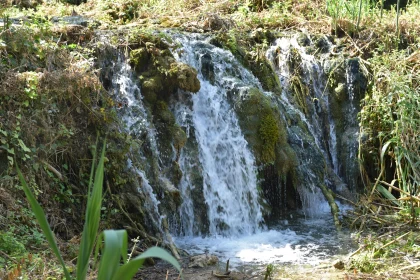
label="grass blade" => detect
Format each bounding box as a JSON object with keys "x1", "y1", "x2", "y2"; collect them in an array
[
  {"x1": 97, "y1": 230, "x2": 127, "y2": 280},
  {"x1": 378, "y1": 184, "x2": 401, "y2": 206},
  {"x1": 16, "y1": 164, "x2": 72, "y2": 280},
  {"x1": 113, "y1": 247, "x2": 182, "y2": 280},
  {"x1": 76, "y1": 141, "x2": 106, "y2": 280}
]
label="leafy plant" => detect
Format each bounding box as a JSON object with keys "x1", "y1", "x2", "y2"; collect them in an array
[{"x1": 17, "y1": 142, "x2": 182, "y2": 279}]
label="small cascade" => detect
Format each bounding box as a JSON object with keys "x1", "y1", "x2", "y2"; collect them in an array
[
  {"x1": 111, "y1": 53, "x2": 164, "y2": 232},
  {"x1": 267, "y1": 35, "x2": 338, "y2": 173},
  {"x1": 266, "y1": 34, "x2": 352, "y2": 212},
  {"x1": 100, "y1": 31, "x2": 362, "y2": 270},
  {"x1": 172, "y1": 34, "x2": 263, "y2": 236},
  {"x1": 111, "y1": 54, "x2": 160, "y2": 159},
  {"x1": 130, "y1": 164, "x2": 163, "y2": 230}
]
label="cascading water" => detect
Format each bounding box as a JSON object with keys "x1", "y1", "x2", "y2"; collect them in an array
[
  {"x1": 111, "y1": 54, "x2": 164, "y2": 233},
  {"x1": 166, "y1": 33, "x2": 355, "y2": 267},
  {"x1": 104, "y1": 30, "x2": 362, "y2": 270},
  {"x1": 265, "y1": 33, "x2": 359, "y2": 215},
  {"x1": 171, "y1": 34, "x2": 263, "y2": 237}
]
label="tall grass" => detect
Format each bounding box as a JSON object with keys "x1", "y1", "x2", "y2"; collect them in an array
[
  {"x1": 359, "y1": 50, "x2": 420, "y2": 220},
  {"x1": 17, "y1": 142, "x2": 181, "y2": 279}
]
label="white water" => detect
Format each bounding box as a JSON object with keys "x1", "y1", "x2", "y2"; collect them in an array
[
  {"x1": 172, "y1": 34, "x2": 263, "y2": 236},
  {"x1": 174, "y1": 201, "x2": 353, "y2": 268},
  {"x1": 112, "y1": 55, "x2": 163, "y2": 231},
  {"x1": 267, "y1": 35, "x2": 339, "y2": 175},
  {"x1": 111, "y1": 34, "x2": 356, "y2": 269},
  {"x1": 167, "y1": 33, "x2": 355, "y2": 268}
]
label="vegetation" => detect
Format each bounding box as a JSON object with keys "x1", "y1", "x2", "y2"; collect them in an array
[
  {"x1": 16, "y1": 142, "x2": 181, "y2": 279},
  {"x1": 1, "y1": 0, "x2": 420, "y2": 278}
]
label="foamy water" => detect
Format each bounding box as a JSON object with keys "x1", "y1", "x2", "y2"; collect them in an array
[{"x1": 174, "y1": 202, "x2": 355, "y2": 268}]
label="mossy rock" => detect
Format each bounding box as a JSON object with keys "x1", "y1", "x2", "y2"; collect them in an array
[
  {"x1": 234, "y1": 88, "x2": 291, "y2": 166},
  {"x1": 130, "y1": 41, "x2": 200, "y2": 102},
  {"x1": 130, "y1": 48, "x2": 150, "y2": 73},
  {"x1": 169, "y1": 63, "x2": 200, "y2": 93}
]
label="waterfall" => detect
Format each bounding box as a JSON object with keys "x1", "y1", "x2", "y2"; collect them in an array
[
  {"x1": 111, "y1": 54, "x2": 163, "y2": 232},
  {"x1": 103, "y1": 32, "x2": 357, "y2": 268},
  {"x1": 172, "y1": 34, "x2": 263, "y2": 236},
  {"x1": 266, "y1": 34, "x2": 343, "y2": 214}
]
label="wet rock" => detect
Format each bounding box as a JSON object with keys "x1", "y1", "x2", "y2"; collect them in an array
[
  {"x1": 333, "y1": 259, "x2": 345, "y2": 270},
  {"x1": 173, "y1": 63, "x2": 201, "y2": 93},
  {"x1": 297, "y1": 33, "x2": 311, "y2": 47},
  {"x1": 188, "y1": 254, "x2": 218, "y2": 268},
  {"x1": 314, "y1": 35, "x2": 331, "y2": 53},
  {"x1": 200, "y1": 53, "x2": 215, "y2": 84}
]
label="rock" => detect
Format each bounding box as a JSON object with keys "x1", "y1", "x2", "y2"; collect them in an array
[
  {"x1": 333, "y1": 259, "x2": 345, "y2": 270},
  {"x1": 188, "y1": 254, "x2": 219, "y2": 268},
  {"x1": 202, "y1": 13, "x2": 233, "y2": 31},
  {"x1": 173, "y1": 63, "x2": 201, "y2": 93},
  {"x1": 201, "y1": 53, "x2": 215, "y2": 84},
  {"x1": 51, "y1": 16, "x2": 98, "y2": 28}
]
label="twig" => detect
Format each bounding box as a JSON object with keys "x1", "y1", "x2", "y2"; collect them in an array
[
  {"x1": 40, "y1": 159, "x2": 66, "y2": 182},
  {"x1": 348, "y1": 244, "x2": 367, "y2": 258},
  {"x1": 378, "y1": 231, "x2": 411, "y2": 251},
  {"x1": 370, "y1": 201, "x2": 403, "y2": 210},
  {"x1": 399, "y1": 262, "x2": 420, "y2": 271},
  {"x1": 335, "y1": 194, "x2": 358, "y2": 207}
]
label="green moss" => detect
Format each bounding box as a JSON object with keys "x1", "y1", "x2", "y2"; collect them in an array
[
  {"x1": 129, "y1": 48, "x2": 150, "y2": 72},
  {"x1": 259, "y1": 114, "x2": 280, "y2": 163},
  {"x1": 235, "y1": 88, "x2": 291, "y2": 167},
  {"x1": 290, "y1": 75, "x2": 309, "y2": 115}
]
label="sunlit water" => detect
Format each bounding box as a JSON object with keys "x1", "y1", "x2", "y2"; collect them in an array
[{"x1": 174, "y1": 202, "x2": 355, "y2": 269}]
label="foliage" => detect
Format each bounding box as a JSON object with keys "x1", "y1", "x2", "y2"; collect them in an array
[
  {"x1": 359, "y1": 49, "x2": 420, "y2": 214},
  {"x1": 17, "y1": 142, "x2": 182, "y2": 280}
]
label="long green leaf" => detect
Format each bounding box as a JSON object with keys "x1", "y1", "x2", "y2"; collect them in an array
[
  {"x1": 76, "y1": 141, "x2": 106, "y2": 280},
  {"x1": 16, "y1": 164, "x2": 72, "y2": 280},
  {"x1": 378, "y1": 184, "x2": 401, "y2": 206},
  {"x1": 97, "y1": 230, "x2": 127, "y2": 280},
  {"x1": 113, "y1": 247, "x2": 182, "y2": 280}
]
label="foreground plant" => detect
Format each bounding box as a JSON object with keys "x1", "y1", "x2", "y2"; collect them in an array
[{"x1": 16, "y1": 142, "x2": 181, "y2": 280}]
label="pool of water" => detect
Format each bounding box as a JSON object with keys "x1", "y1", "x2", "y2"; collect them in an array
[{"x1": 173, "y1": 203, "x2": 356, "y2": 269}]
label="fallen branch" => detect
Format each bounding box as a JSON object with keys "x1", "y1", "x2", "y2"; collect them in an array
[
  {"x1": 348, "y1": 244, "x2": 367, "y2": 259},
  {"x1": 212, "y1": 272, "x2": 231, "y2": 279},
  {"x1": 0, "y1": 250, "x2": 18, "y2": 264},
  {"x1": 40, "y1": 159, "x2": 66, "y2": 182}
]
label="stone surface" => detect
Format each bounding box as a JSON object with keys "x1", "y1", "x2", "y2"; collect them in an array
[{"x1": 188, "y1": 254, "x2": 219, "y2": 268}]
